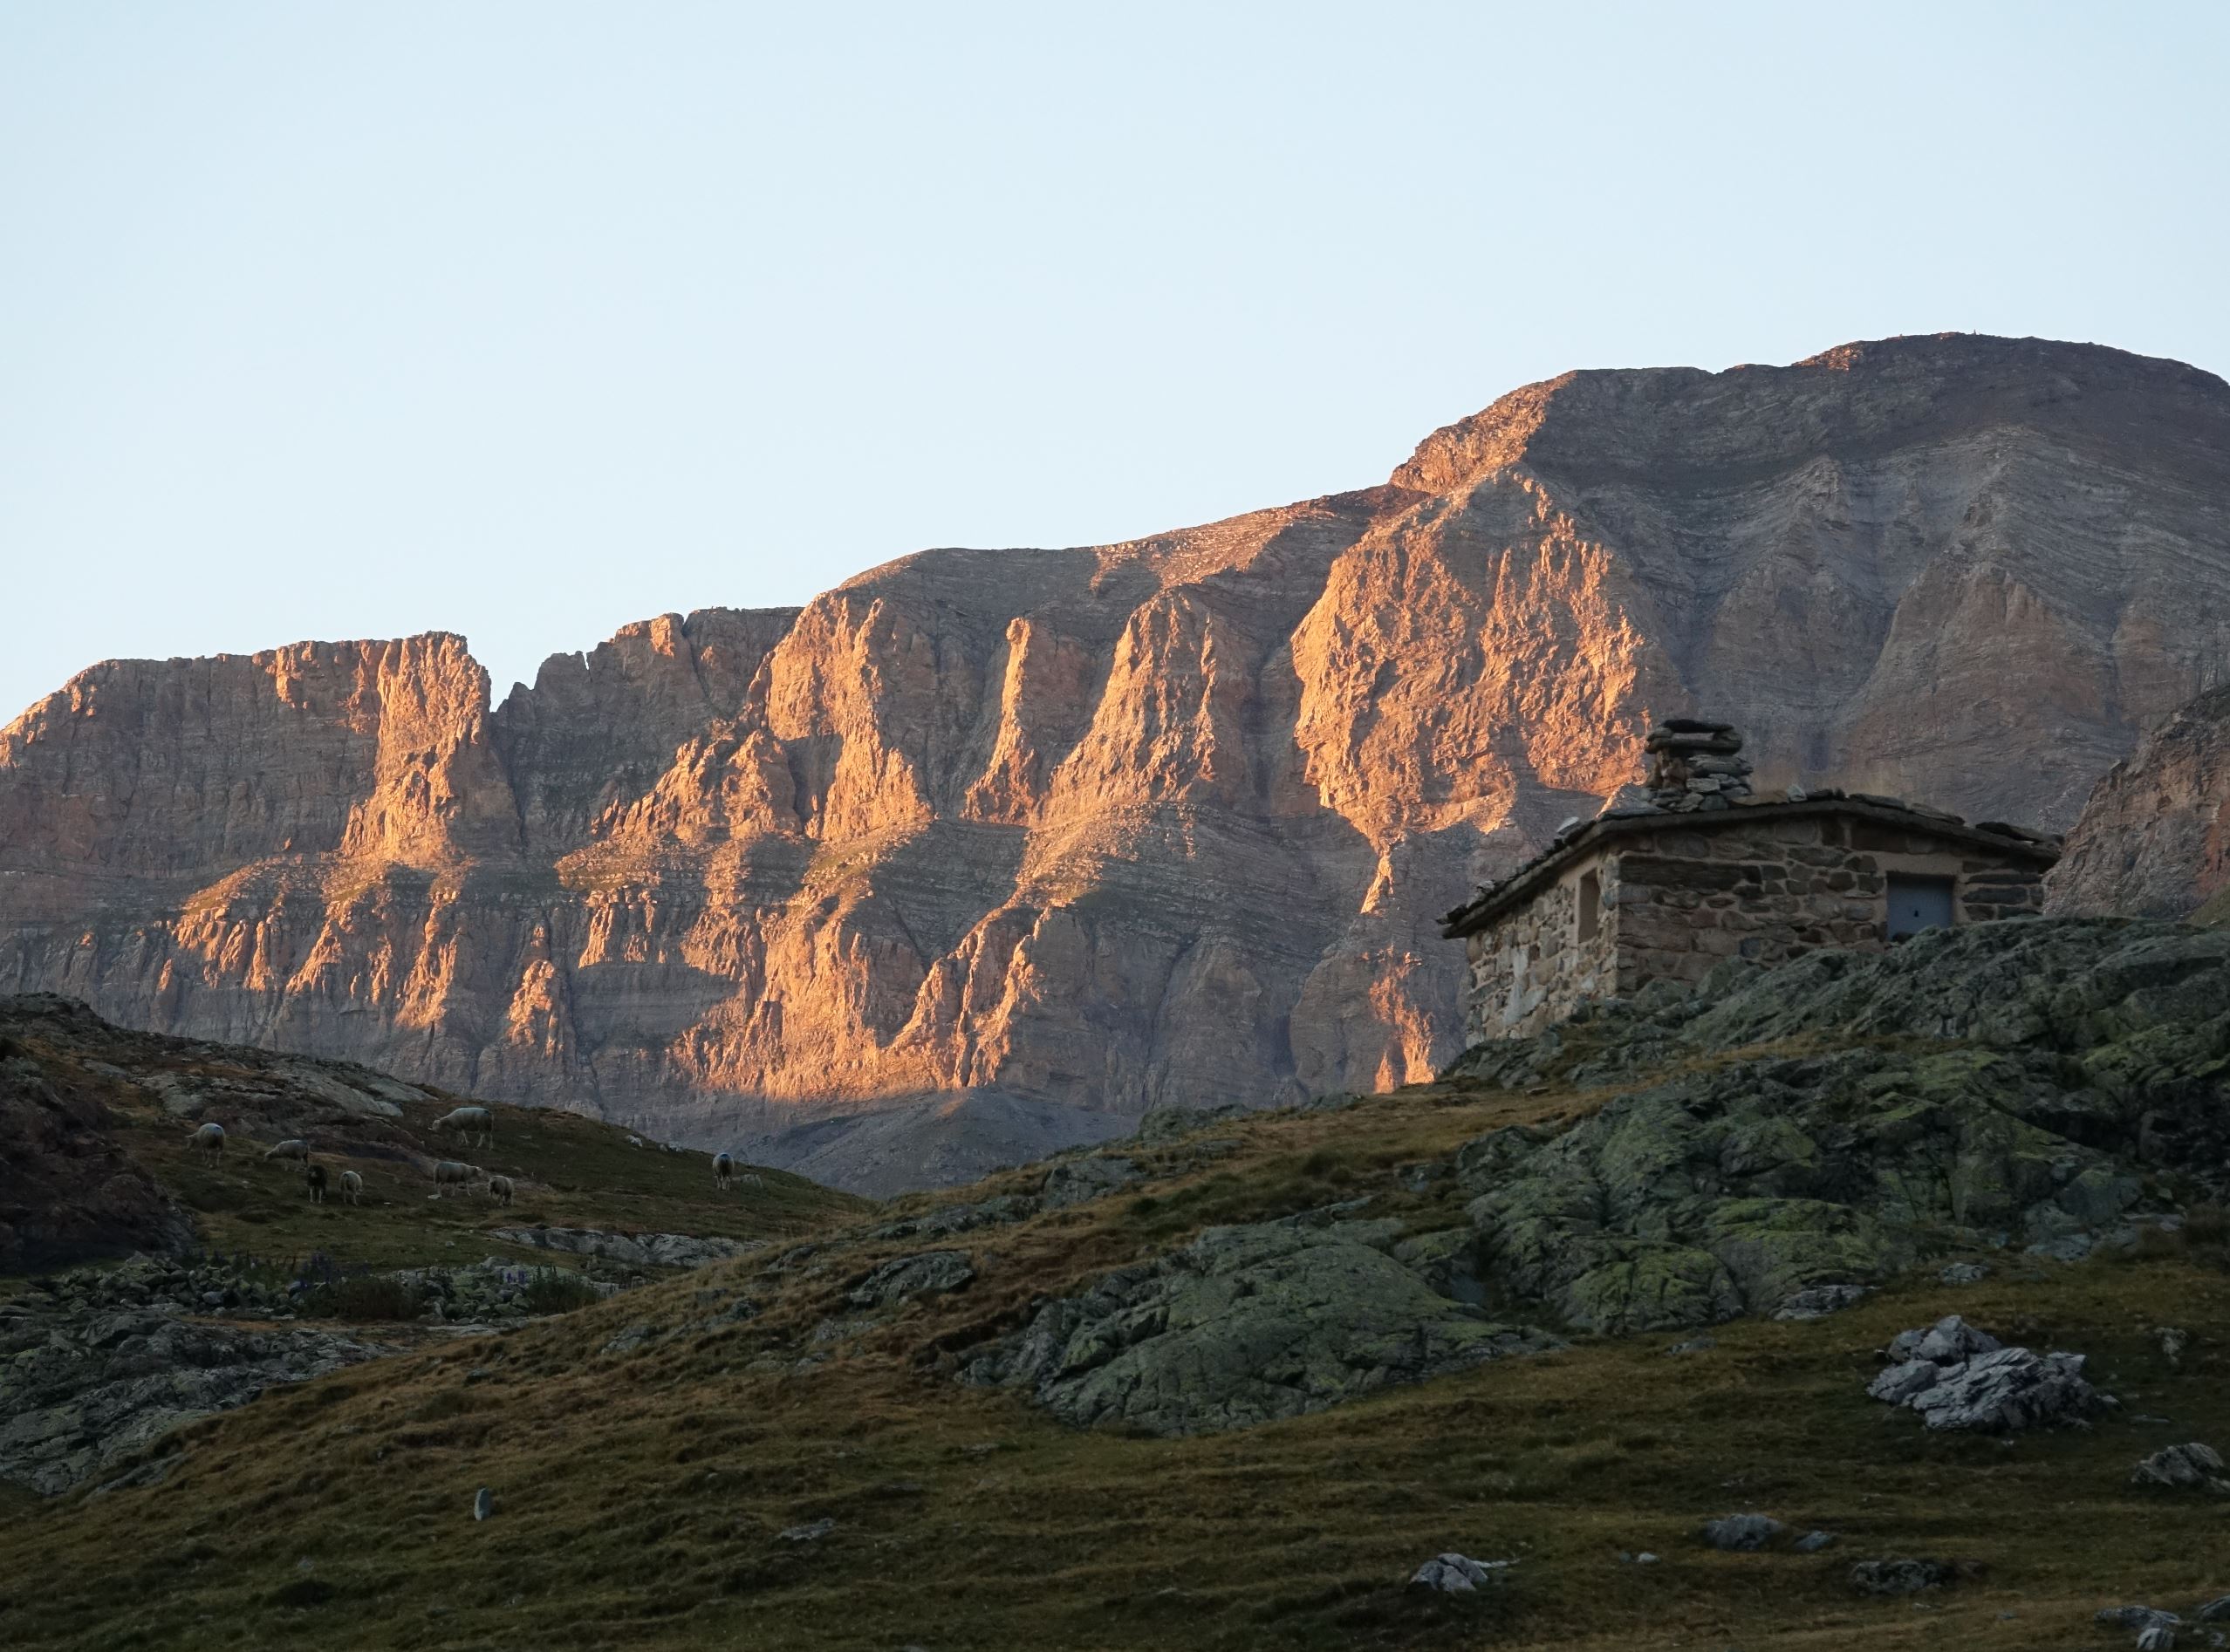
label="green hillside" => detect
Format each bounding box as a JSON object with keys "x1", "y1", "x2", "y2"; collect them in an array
[{"x1": 6, "y1": 920, "x2": 2230, "y2": 1649}]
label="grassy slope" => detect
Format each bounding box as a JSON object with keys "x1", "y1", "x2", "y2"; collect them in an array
[
  {"x1": 41, "y1": 1044, "x2": 868, "y2": 1273},
  {"x1": 4, "y1": 1073, "x2": 2226, "y2": 1650}
]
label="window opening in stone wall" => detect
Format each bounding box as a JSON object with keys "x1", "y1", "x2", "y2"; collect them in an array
[
  {"x1": 1885, "y1": 873, "x2": 1955, "y2": 940},
  {"x1": 1577, "y1": 868, "x2": 1601, "y2": 942}
]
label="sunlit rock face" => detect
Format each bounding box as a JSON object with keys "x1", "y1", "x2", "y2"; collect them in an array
[{"x1": 4, "y1": 334, "x2": 2228, "y2": 1191}]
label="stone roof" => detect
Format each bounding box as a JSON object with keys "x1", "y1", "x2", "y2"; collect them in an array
[{"x1": 1440, "y1": 788, "x2": 2061, "y2": 939}]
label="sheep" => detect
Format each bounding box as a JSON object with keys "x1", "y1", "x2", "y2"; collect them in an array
[
  {"x1": 713, "y1": 1151, "x2": 735, "y2": 1191},
  {"x1": 263, "y1": 1138, "x2": 310, "y2": 1164},
  {"x1": 432, "y1": 1106, "x2": 496, "y2": 1149},
  {"x1": 431, "y1": 1159, "x2": 481, "y2": 1198},
  {"x1": 190, "y1": 1122, "x2": 225, "y2": 1165},
  {"x1": 339, "y1": 1169, "x2": 364, "y2": 1206},
  {"x1": 487, "y1": 1173, "x2": 515, "y2": 1206},
  {"x1": 305, "y1": 1164, "x2": 328, "y2": 1205}
]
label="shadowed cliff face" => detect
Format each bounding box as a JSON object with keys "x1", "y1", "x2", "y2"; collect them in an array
[
  {"x1": 5, "y1": 333, "x2": 2230, "y2": 1193},
  {"x1": 2049, "y1": 685, "x2": 2230, "y2": 924}
]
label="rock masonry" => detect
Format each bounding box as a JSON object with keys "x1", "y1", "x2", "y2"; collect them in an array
[
  {"x1": 1644, "y1": 718, "x2": 1756, "y2": 810},
  {"x1": 1448, "y1": 718, "x2": 2061, "y2": 1041}
]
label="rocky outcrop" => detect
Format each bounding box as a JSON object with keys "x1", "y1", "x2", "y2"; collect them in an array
[
  {"x1": 5, "y1": 336, "x2": 2230, "y2": 1190},
  {"x1": 492, "y1": 1225, "x2": 762, "y2": 1271},
  {"x1": 1449, "y1": 918, "x2": 2230, "y2": 1331},
  {"x1": 845, "y1": 1249, "x2": 974, "y2": 1307},
  {"x1": 2050, "y1": 686, "x2": 2230, "y2": 924},
  {"x1": 0, "y1": 1258, "x2": 390, "y2": 1495},
  {"x1": 964, "y1": 1214, "x2": 1562, "y2": 1435}
]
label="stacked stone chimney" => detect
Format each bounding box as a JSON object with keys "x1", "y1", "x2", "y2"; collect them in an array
[{"x1": 1644, "y1": 718, "x2": 1755, "y2": 811}]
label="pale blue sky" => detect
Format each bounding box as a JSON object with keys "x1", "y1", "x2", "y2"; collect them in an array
[{"x1": 4, "y1": 3, "x2": 2225, "y2": 721}]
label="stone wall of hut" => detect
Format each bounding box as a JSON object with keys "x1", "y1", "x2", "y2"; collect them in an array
[
  {"x1": 1462, "y1": 853, "x2": 1619, "y2": 1041},
  {"x1": 1462, "y1": 811, "x2": 2049, "y2": 1045}
]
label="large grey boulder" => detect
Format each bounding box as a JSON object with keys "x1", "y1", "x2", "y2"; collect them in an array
[
  {"x1": 1409, "y1": 1553, "x2": 1511, "y2": 1592},
  {"x1": 1868, "y1": 1323, "x2": 2098, "y2": 1431},
  {"x1": 966, "y1": 1216, "x2": 1560, "y2": 1437},
  {"x1": 2132, "y1": 1442, "x2": 2230, "y2": 1492}
]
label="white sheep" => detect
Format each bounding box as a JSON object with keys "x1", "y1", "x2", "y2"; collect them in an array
[
  {"x1": 432, "y1": 1159, "x2": 482, "y2": 1198},
  {"x1": 339, "y1": 1169, "x2": 364, "y2": 1205},
  {"x1": 190, "y1": 1122, "x2": 226, "y2": 1165},
  {"x1": 263, "y1": 1138, "x2": 310, "y2": 1164},
  {"x1": 433, "y1": 1106, "x2": 496, "y2": 1149},
  {"x1": 487, "y1": 1173, "x2": 516, "y2": 1206},
  {"x1": 713, "y1": 1151, "x2": 735, "y2": 1191}
]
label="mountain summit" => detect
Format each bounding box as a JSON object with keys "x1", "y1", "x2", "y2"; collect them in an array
[{"x1": 4, "y1": 334, "x2": 2227, "y2": 1190}]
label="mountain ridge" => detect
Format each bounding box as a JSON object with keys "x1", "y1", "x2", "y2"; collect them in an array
[{"x1": 6, "y1": 332, "x2": 2229, "y2": 1191}]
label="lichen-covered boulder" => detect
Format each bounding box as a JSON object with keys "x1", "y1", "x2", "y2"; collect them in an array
[
  {"x1": 847, "y1": 1249, "x2": 975, "y2": 1307},
  {"x1": 869, "y1": 1192, "x2": 1037, "y2": 1242},
  {"x1": 1040, "y1": 1155, "x2": 1143, "y2": 1209},
  {"x1": 966, "y1": 1216, "x2": 1560, "y2": 1436}
]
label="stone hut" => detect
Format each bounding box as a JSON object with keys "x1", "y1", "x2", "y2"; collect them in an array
[{"x1": 1440, "y1": 718, "x2": 2062, "y2": 1042}]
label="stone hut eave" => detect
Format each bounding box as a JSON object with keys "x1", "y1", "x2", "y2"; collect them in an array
[{"x1": 1440, "y1": 796, "x2": 2061, "y2": 939}]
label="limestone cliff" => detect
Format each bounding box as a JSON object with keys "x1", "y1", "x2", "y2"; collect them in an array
[
  {"x1": 5, "y1": 333, "x2": 2229, "y2": 1192},
  {"x1": 2049, "y1": 685, "x2": 2230, "y2": 923}
]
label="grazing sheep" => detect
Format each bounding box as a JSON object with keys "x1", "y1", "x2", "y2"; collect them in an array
[
  {"x1": 190, "y1": 1122, "x2": 225, "y2": 1165},
  {"x1": 713, "y1": 1151, "x2": 735, "y2": 1191},
  {"x1": 263, "y1": 1138, "x2": 310, "y2": 1164},
  {"x1": 433, "y1": 1106, "x2": 496, "y2": 1149},
  {"x1": 339, "y1": 1169, "x2": 364, "y2": 1206},
  {"x1": 487, "y1": 1173, "x2": 515, "y2": 1206},
  {"x1": 305, "y1": 1164, "x2": 328, "y2": 1205},
  {"x1": 432, "y1": 1159, "x2": 482, "y2": 1198}
]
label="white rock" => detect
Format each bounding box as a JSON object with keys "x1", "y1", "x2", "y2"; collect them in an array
[{"x1": 1409, "y1": 1553, "x2": 1513, "y2": 1592}]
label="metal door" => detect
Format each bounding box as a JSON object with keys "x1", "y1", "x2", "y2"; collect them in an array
[{"x1": 1885, "y1": 873, "x2": 1955, "y2": 939}]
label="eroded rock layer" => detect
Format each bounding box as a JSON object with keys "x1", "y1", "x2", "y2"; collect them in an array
[{"x1": 4, "y1": 335, "x2": 2230, "y2": 1190}]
